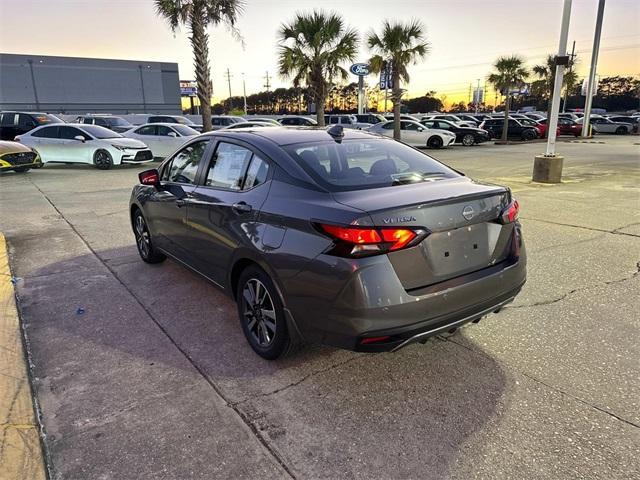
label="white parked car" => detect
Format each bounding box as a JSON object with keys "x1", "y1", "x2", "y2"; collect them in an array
[
  {"x1": 325, "y1": 114, "x2": 372, "y2": 130},
  {"x1": 15, "y1": 124, "x2": 153, "y2": 169},
  {"x1": 367, "y1": 120, "x2": 456, "y2": 149},
  {"x1": 123, "y1": 123, "x2": 199, "y2": 159},
  {"x1": 577, "y1": 116, "x2": 633, "y2": 134}
]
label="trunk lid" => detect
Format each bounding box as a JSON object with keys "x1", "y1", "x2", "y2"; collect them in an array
[{"x1": 332, "y1": 177, "x2": 514, "y2": 290}]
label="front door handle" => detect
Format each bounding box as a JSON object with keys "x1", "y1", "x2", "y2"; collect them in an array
[
  {"x1": 232, "y1": 201, "x2": 252, "y2": 214},
  {"x1": 175, "y1": 199, "x2": 187, "y2": 207}
]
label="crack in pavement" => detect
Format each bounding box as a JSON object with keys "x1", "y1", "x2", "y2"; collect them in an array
[
  {"x1": 443, "y1": 337, "x2": 640, "y2": 430},
  {"x1": 507, "y1": 260, "x2": 640, "y2": 310},
  {"x1": 521, "y1": 217, "x2": 640, "y2": 238},
  {"x1": 230, "y1": 355, "x2": 366, "y2": 407},
  {"x1": 26, "y1": 179, "x2": 297, "y2": 480}
]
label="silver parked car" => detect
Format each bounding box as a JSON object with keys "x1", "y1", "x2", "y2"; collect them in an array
[{"x1": 577, "y1": 116, "x2": 633, "y2": 134}]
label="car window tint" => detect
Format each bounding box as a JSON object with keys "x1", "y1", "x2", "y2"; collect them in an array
[
  {"x1": 244, "y1": 154, "x2": 269, "y2": 189},
  {"x1": 32, "y1": 126, "x2": 59, "y2": 138},
  {"x1": 436, "y1": 121, "x2": 451, "y2": 130},
  {"x1": 403, "y1": 121, "x2": 420, "y2": 131},
  {"x1": 164, "y1": 140, "x2": 208, "y2": 184},
  {"x1": 286, "y1": 138, "x2": 457, "y2": 191},
  {"x1": 59, "y1": 126, "x2": 88, "y2": 140},
  {"x1": 382, "y1": 122, "x2": 394, "y2": 130},
  {"x1": 206, "y1": 142, "x2": 252, "y2": 190},
  {"x1": 1, "y1": 113, "x2": 16, "y2": 126},
  {"x1": 156, "y1": 125, "x2": 174, "y2": 136},
  {"x1": 135, "y1": 125, "x2": 156, "y2": 135},
  {"x1": 18, "y1": 114, "x2": 36, "y2": 128}
]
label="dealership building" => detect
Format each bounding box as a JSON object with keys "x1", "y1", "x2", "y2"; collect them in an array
[{"x1": 0, "y1": 53, "x2": 181, "y2": 114}]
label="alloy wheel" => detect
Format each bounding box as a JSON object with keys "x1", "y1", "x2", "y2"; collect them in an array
[
  {"x1": 134, "y1": 214, "x2": 151, "y2": 259},
  {"x1": 95, "y1": 151, "x2": 111, "y2": 169},
  {"x1": 242, "y1": 278, "x2": 277, "y2": 347},
  {"x1": 462, "y1": 134, "x2": 475, "y2": 146}
]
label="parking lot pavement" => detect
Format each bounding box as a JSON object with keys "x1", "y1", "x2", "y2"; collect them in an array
[{"x1": 0, "y1": 136, "x2": 638, "y2": 479}]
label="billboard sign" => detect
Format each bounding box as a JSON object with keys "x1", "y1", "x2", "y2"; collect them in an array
[
  {"x1": 180, "y1": 80, "x2": 198, "y2": 97},
  {"x1": 379, "y1": 61, "x2": 393, "y2": 90}
]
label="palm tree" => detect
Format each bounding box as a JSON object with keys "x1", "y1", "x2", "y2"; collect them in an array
[
  {"x1": 277, "y1": 10, "x2": 358, "y2": 126},
  {"x1": 533, "y1": 54, "x2": 578, "y2": 133},
  {"x1": 155, "y1": 0, "x2": 244, "y2": 132},
  {"x1": 367, "y1": 20, "x2": 429, "y2": 140},
  {"x1": 487, "y1": 55, "x2": 529, "y2": 142}
]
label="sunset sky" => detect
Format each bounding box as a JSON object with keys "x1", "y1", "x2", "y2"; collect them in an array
[{"x1": 1, "y1": 0, "x2": 638, "y2": 107}]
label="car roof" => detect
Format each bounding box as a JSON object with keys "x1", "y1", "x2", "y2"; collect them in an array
[
  {"x1": 200, "y1": 126, "x2": 376, "y2": 146},
  {"x1": 132, "y1": 122, "x2": 186, "y2": 128},
  {"x1": 1, "y1": 111, "x2": 55, "y2": 115}
]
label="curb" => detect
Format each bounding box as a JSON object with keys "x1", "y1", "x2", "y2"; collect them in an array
[{"x1": 0, "y1": 233, "x2": 47, "y2": 480}]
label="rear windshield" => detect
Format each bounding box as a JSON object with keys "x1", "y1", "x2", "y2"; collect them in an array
[
  {"x1": 172, "y1": 124, "x2": 199, "y2": 136},
  {"x1": 106, "y1": 117, "x2": 132, "y2": 127},
  {"x1": 284, "y1": 138, "x2": 459, "y2": 191},
  {"x1": 80, "y1": 125, "x2": 122, "y2": 139},
  {"x1": 174, "y1": 116, "x2": 195, "y2": 125}
]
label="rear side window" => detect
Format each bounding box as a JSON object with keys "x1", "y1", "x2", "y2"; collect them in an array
[
  {"x1": 32, "y1": 126, "x2": 60, "y2": 138},
  {"x1": 162, "y1": 140, "x2": 209, "y2": 184},
  {"x1": 244, "y1": 155, "x2": 269, "y2": 189},
  {"x1": 1, "y1": 113, "x2": 16, "y2": 126},
  {"x1": 206, "y1": 142, "x2": 252, "y2": 190},
  {"x1": 285, "y1": 138, "x2": 458, "y2": 191},
  {"x1": 135, "y1": 125, "x2": 156, "y2": 135}
]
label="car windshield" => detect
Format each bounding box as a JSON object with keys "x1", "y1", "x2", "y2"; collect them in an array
[
  {"x1": 35, "y1": 113, "x2": 63, "y2": 124},
  {"x1": 79, "y1": 125, "x2": 122, "y2": 139},
  {"x1": 174, "y1": 116, "x2": 195, "y2": 125},
  {"x1": 284, "y1": 138, "x2": 459, "y2": 191},
  {"x1": 172, "y1": 124, "x2": 199, "y2": 136},
  {"x1": 106, "y1": 117, "x2": 132, "y2": 127}
]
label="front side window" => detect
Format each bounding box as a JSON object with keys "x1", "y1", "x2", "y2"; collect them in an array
[
  {"x1": 436, "y1": 121, "x2": 451, "y2": 130},
  {"x1": 402, "y1": 121, "x2": 421, "y2": 131},
  {"x1": 156, "y1": 125, "x2": 175, "y2": 136},
  {"x1": 421, "y1": 121, "x2": 436, "y2": 129},
  {"x1": 0, "y1": 113, "x2": 16, "y2": 126},
  {"x1": 59, "y1": 126, "x2": 90, "y2": 140},
  {"x1": 135, "y1": 125, "x2": 156, "y2": 136},
  {"x1": 32, "y1": 126, "x2": 60, "y2": 138},
  {"x1": 162, "y1": 140, "x2": 209, "y2": 184},
  {"x1": 205, "y1": 142, "x2": 252, "y2": 190},
  {"x1": 18, "y1": 114, "x2": 36, "y2": 128},
  {"x1": 285, "y1": 138, "x2": 458, "y2": 191}
]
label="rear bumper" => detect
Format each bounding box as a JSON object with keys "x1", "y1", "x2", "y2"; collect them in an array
[{"x1": 284, "y1": 231, "x2": 527, "y2": 351}]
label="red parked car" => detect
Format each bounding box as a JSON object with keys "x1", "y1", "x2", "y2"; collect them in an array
[
  {"x1": 539, "y1": 118, "x2": 583, "y2": 137},
  {"x1": 520, "y1": 117, "x2": 560, "y2": 138}
]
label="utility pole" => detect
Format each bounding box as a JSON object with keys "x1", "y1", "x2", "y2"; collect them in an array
[
  {"x1": 224, "y1": 68, "x2": 233, "y2": 112},
  {"x1": 483, "y1": 80, "x2": 487, "y2": 112},
  {"x1": 533, "y1": 0, "x2": 572, "y2": 184},
  {"x1": 582, "y1": 0, "x2": 606, "y2": 137},
  {"x1": 475, "y1": 78, "x2": 481, "y2": 114},
  {"x1": 263, "y1": 71, "x2": 271, "y2": 113},
  {"x1": 242, "y1": 73, "x2": 247, "y2": 116},
  {"x1": 562, "y1": 40, "x2": 576, "y2": 112},
  {"x1": 468, "y1": 83, "x2": 472, "y2": 107}
]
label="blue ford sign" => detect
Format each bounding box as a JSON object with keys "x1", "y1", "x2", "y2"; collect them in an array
[{"x1": 350, "y1": 63, "x2": 369, "y2": 76}]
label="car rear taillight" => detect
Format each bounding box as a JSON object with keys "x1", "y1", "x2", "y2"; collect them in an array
[
  {"x1": 318, "y1": 223, "x2": 429, "y2": 257},
  {"x1": 500, "y1": 200, "x2": 519, "y2": 224}
]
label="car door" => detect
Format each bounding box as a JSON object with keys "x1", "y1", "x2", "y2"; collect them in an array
[
  {"x1": 184, "y1": 140, "x2": 271, "y2": 286},
  {"x1": 57, "y1": 126, "x2": 92, "y2": 163},
  {"x1": 400, "y1": 121, "x2": 425, "y2": 146},
  {"x1": 28, "y1": 126, "x2": 65, "y2": 161},
  {"x1": 146, "y1": 139, "x2": 211, "y2": 258},
  {"x1": 155, "y1": 125, "x2": 184, "y2": 158},
  {"x1": 130, "y1": 125, "x2": 161, "y2": 156}
]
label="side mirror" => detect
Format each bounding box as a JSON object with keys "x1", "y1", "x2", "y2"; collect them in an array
[
  {"x1": 417, "y1": 127, "x2": 424, "y2": 132},
  {"x1": 74, "y1": 135, "x2": 86, "y2": 142},
  {"x1": 167, "y1": 132, "x2": 178, "y2": 138},
  {"x1": 139, "y1": 169, "x2": 160, "y2": 187}
]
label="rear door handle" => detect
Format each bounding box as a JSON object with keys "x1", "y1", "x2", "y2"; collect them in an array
[{"x1": 232, "y1": 202, "x2": 252, "y2": 214}]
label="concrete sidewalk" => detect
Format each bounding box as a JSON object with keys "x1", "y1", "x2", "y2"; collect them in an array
[{"x1": 0, "y1": 233, "x2": 46, "y2": 480}]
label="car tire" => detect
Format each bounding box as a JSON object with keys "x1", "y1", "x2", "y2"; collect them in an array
[
  {"x1": 522, "y1": 130, "x2": 536, "y2": 141},
  {"x1": 615, "y1": 126, "x2": 628, "y2": 135},
  {"x1": 427, "y1": 136, "x2": 444, "y2": 149},
  {"x1": 13, "y1": 167, "x2": 30, "y2": 173},
  {"x1": 236, "y1": 266, "x2": 297, "y2": 360},
  {"x1": 93, "y1": 149, "x2": 113, "y2": 170},
  {"x1": 461, "y1": 134, "x2": 475, "y2": 146},
  {"x1": 132, "y1": 209, "x2": 166, "y2": 264}
]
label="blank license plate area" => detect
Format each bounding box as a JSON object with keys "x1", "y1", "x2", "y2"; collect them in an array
[{"x1": 424, "y1": 223, "x2": 492, "y2": 278}]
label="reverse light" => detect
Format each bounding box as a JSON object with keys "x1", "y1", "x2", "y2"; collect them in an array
[
  {"x1": 318, "y1": 223, "x2": 428, "y2": 257},
  {"x1": 500, "y1": 200, "x2": 520, "y2": 224}
]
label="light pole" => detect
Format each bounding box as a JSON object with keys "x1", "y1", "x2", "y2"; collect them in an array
[
  {"x1": 582, "y1": 0, "x2": 606, "y2": 137},
  {"x1": 533, "y1": 0, "x2": 572, "y2": 183},
  {"x1": 242, "y1": 73, "x2": 247, "y2": 116}
]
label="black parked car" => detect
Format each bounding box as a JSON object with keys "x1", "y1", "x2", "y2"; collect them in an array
[
  {"x1": 74, "y1": 114, "x2": 134, "y2": 133},
  {"x1": 420, "y1": 119, "x2": 490, "y2": 146},
  {"x1": 0, "y1": 111, "x2": 63, "y2": 141},
  {"x1": 130, "y1": 127, "x2": 526, "y2": 359},
  {"x1": 479, "y1": 118, "x2": 538, "y2": 140}
]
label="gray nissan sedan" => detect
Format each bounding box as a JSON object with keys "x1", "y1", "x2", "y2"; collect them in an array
[{"x1": 130, "y1": 126, "x2": 526, "y2": 359}]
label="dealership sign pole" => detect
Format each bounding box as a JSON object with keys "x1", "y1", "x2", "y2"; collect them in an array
[
  {"x1": 582, "y1": 0, "x2": 606, "y2": 137},
  {"x1": 533, "y1": 0, "x2": 572, "y2": 183},
  {"x1": 350, "y1": 63, "x2": 370, "y2": 115}
]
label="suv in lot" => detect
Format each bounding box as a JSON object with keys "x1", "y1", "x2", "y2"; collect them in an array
[
  {"x1": 479, "y1": 118, "x2": 538, "y2": 140},
  {"x1": 74, "y1": 114, "x2": 133, "y2": 133},
  {"x1": 0, "y1": 111, "x2": 63, "y2": 140},
  {"x1": 278, "y1": 116, "x2": 318, "y2": 126},
  {"x1": 324, "y1": 114, "x2": 371, "y2": 130},
  {"x1": 354, "y1": 113, "x2": 386, "y2": 124}
]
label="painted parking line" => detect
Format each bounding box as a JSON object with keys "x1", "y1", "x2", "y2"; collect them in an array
[{"x1": 0, "y1": 233, "x2": 46, "y2": 480}]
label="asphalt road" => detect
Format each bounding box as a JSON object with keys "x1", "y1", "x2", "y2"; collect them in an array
[{"x1": 1, "y1": 136, "x2": 638, "y2": 479}]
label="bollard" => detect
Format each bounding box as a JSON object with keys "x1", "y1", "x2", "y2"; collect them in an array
[{"x1": 533, "y1": 155, "x2": 564, "y2": 183}]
